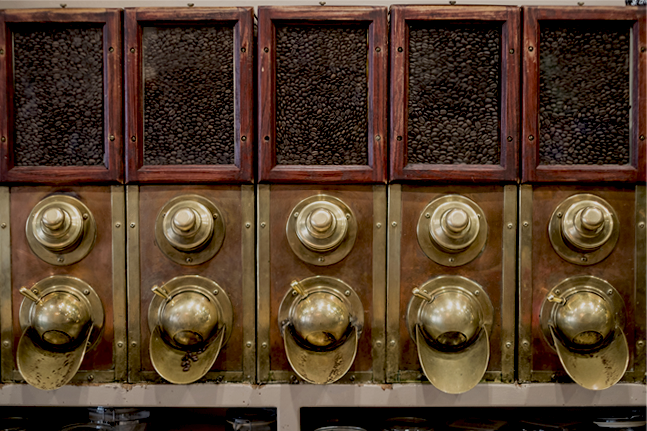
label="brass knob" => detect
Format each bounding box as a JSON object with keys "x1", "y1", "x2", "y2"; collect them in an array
[
  {"x1": 296, "y1": 201, "x2": 348, "y2": 252},
  {"x1": 309, "y1": 209, "x2": 334, "y2": 233},
  {"x1": 172, "y1": 208, "x2": 198, "y2": 233},
  {"x1": 580, "y1": 207, "x2": 604, "y2": 232},
  {"x1": 444, "y1": 208, "x2": 469, "y2": 234},
  {"x1": 430, "y1": 203, "x2": 480, "y2": 252},
  {"x1": 41, "y1": 208, "x2": 66, "y2": 231},
  {"x1": 561, "y1": 200, "x2": 614, "y2": 251},
  {"x1": 162, "y1": 201, "x2": 214, "y2": 252}
]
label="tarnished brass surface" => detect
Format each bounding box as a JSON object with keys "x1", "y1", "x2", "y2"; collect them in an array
[
  {"x1": 9, "y1": 187, "x2": 119, "y2": 382},
  {"x1": 0, "y1": 188, "x2": 12, "y2": 382},
  {"x1": 155, "y1": 195, "x2": 225, "y2": 266},
  {"x1": 548, "y1": 194, "x2": 619, "y2": 265},
  {"x1": 26, "y1": 195, "x2": 97, "y2": 266},
  {"x1": 278, "y1": 276, "x2": 363, "y2": 384},
  {"x1": 286, "y1": 195, "x2": 357, "y2": 266},
  {"x1": 17, "y1": 275, "x2": 104, "y2": 390},
  {"x1": 417, "y1": 194, "x2": 487, "y2": 267}
]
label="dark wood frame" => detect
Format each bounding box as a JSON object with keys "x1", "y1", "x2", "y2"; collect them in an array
[
  {"x1": 257, "y1": 6, "x2": 387, "y2": 184},
  {"x1": 124, "y1": 7, "x2": 254, "y2": 184},
  {"x1": 522, "y1": 7, "x2": 646, "y2": 183},
  {"x1": 389, "y1": 6, "x2": 520, "y2": 183},
  {"x1": 0, "y1": 9, "x2": 122, "y2": 184}
]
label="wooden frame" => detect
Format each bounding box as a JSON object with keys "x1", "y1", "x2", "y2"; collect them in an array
[
  {"x1": 257, "y1": 6, "x2": 387, "y2": 184},
  {"x1": 522, "y1": 7, "x2": 646, "y2": 183},
  {"x1": 0, "y1": 9, "x2": 122, "y2": 184},
  {"x1": 124, "y1": 7, "x2": 254, "y2": 184},
  {"x1": 390, "y1": 6, "x2": 520, "y2": 183}
]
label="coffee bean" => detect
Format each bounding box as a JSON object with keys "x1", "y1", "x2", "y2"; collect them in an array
[
  {"x1": 143, "y1": 25, "x2": 234, "y2": 165},
  {"x1": 407, "y1": 24, "x2": 501, "y2": 165},
  {"x1": 13, "y1": 25, "x2": 104, "y2": 167},
  {"x1": 539, "y1": 23, "x2": 630, "y2": 165},
  {"x1": 275, "y1": 25, "x2": 369, "y2": 166}
]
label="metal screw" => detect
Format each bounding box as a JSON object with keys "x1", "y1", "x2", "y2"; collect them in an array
[
  {"x1": 0, "y1": 49, "x2": 4, "y2": 55},
  {"x1": 109, "y1": 47, "x2": 114, "y2": 53},
  {"x1": 186, "y1": 257, "x2": 193, "y2": 263},
  {"x1": 555, "y1": 289, "x2": 561, "y2": 295},
  {"x1": 117, "y1": 342, "x2": 123, "y2": 348},
  {"x1": 345, "y1": 213, "x2": 351, "y2": 220},
  {"x1": 245, "y1": 223, "x2": 251, "y2": 228},
  {"x1": 57, "y1": 257, "x2": 64, "y2": 262},
  {"x1": 376, "y1": 223, "x2": 382, "y2": 228},
  {"x1": 109, "y1": 135, "x2": 115, "y2": 141},
  {"x1": 261, "y1": 222, "x2": 266, "y2": 228},
  {"x1": 509, "y1": 49, "x2": 515, "y2": 54},
  {"x1": 131, "y1": 136, "x2": 136, "y2": 141},
  {"x1": 642, "y1": 47, "x2": 646, "y2": 53},
  {"x1": 262, "y1": 342, "x2": 267, "y2": 349},
  {"x1": 398, "y1": 47, "x2": 403, "y2": 52},
  {"x1": 528, "y1": 46, "x2": 534, "y2": 52},
  {"x1": 344, "y1": 290, "x2": 351, "y2": 296},
  {"x1": 581, "y1": 256, "x2": 588, "y2": 262},
  {"x1": 449, "y1": 0, "x2": 456, "y2": 4},
  {"x1": 638, "y1": 340, "x2": 645, "y2": 347},
  {"x1": 507, "y1": 136, "x2": 513, "y2": 142},
  {"x1": 376, "y1": 340, "x2": 382, "y2": 347},
  {"x1": 507, "y1": 223, "x2": 513, "y2": 229},
  {"x1": 187, "y1": 3, "x2": 194, "y2": 6},
  {"x1": 130, "y1": 223, "x2": 136, "y2": 228},
  {"x1": 397, "y1": 136, "x2": 402, "y2": 141},
  {"x1": 425, "y1": 213, "x2": 431, "y2": 218},
  {"x1": 319, "y1": 1, "x2": 326, "y2": 5},
  {"x1": 375, "y1": 47, "x2": 381, "y2": 53},
  {"x1": 318, "y1": 257, "x2": 325, "y2": 262},
  {"x1": 292, "y1": 291, "x2": 298, "y2": 296},
  {"x1": 241, "y1": 136, "x2": 246, "y2": 141},
  {"x1": 578, "y1": 2, "x2": 584, "y2": 5},
  {"x1": 528, "y1": 135, "x2": 534, "y2": 141},
  {"x1": 241, "y1": 47, "x2": 246, "y2": 53},
  {"x1": 505, "y1": 342, "x2": 512, "y2": 348},
  {"x1": 60, "y1": 3, "x2": 67, "y2": 7},
  {"x1": 246, "y1": 341, "x2": 252, "y2": 348},
  {"x1": 607, "y1": 289, "x2": 613, "y2": 296},
  {"x1": 392, "y1": 221, "x2": 397, "y2": 227},
  {"x1": 556, "y1": 212, "x2": 563, "y2": 218},
  {"x1": 130, "y1": 48, "x2": 135, "y2": 53},
  {"x1": 294, "y1": 212, "x2": 299, "y2": 218},
  {"x1": 523, "y1": 221, "x2": 529, "y2": 227},
  {"x1": 291, "y1": 375, "x2": 299, "y2": 383},
  {"x1": 522, "y1": 340, "x2": 530, "y2": 347},
  {"x1": 1, "y1": 137, "x2": 5, "y2": 142},
  {"x1": 349, "y1": 375, "x2": 356, "y2": 382},
  {"x1": 0, "y1": 223, "x2": 5, "y2": 229},
  {"x1": 264, "y1": 47, "x2": 269, "y2": 53},
  {"x1": 87, "y1": 374, "x2": 94, "y2": 382},
  {"x1": 132, "y1": 341, "x2": 137, "y2": 347},
  {"x1": 375, "y1": 135, "x2": 381, "y2": 141},
  {"x1": 83, "y1": 213, "x2": 89, "y2": 220},
  {"x1": 449, "y1": 257, "x2": 455, "y2": 263},
  {"x1": 115, "y1": 223, "x2": 121, "y2": 228},
  {"x1": 639, "y1": 222, "x2": 645, "y2": 229},
  {"x1": 83, "y1": 289, "x2": 90, "y2": 295},
  {"x1": 474, "y1": 290, "x2": 480, "y2": 296},
  {"x1": 32, "y1": 289, "x2": 39, "y2": 295},
  {"x1": 213, "y1": 289, "x2": 219, "y2": 295},
  {"x1": 640, "y1": 135, "x2": 645, "y2": 141},
  {"x1": 2, "y1": 341, "x2": 9, "y2": 348},
  {"x1": 390, "y1": 340, "x2": 396, "y2": 347}
]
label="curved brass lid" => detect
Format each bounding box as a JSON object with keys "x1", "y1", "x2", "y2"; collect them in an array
[
  {"x1": 406, "y1": 275, "x2": 493, "y2": 394},
  {"x1": 540, "y1": 276, "x2": 628, "y2": 390},
  {"x1": 278, "y1": 276, "x2": 364, "y2": 384},
  {"x1": 148, "y1": 275, "x2": 233, "y2": 384},
  {"x1": 26, "y1": 195, "x2": 96, "y2": 266},
  {"x1": 286, "y1": 195, "x2": 357, "y2": 266},
  {"x1": 549, "y1": 194, "x2": 619, "y2": 265},
  {"x1": 417, "y1": 195, "x2": 487, "y2": 267},
  {"x1": 17, "y1": 276, "x2": 104, "y2": 390},
  {"x1": 155, "y1": 195, "x2": 225, "y2": 266}
]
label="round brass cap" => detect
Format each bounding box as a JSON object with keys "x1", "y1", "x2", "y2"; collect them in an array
[
  {"x1": 286, "y1": 195, "x2": 358, "y2": 266},
  {"x1": 278, "y1": 276, "x2": 364, "y2": 384},
  {"x1": 549, "y1": 194, "x2": 619, "y2": 265},
  {"x1": 148, "y1": 276, "x2": 233, "y2": 385},
  {"x1": 540, "y1": 276, "x2": 629, "y2": 390},
  {"x1": 407, "y1": 276, "x2": 493, "y2": 394},
  {"x1": 417, "y1": 195, "x2": 487, "y2": 267},
  {"x1": 17, "y1": 276, "x2": 104, "y2": 391},
  {"x1": 155, "y1": 195, "x2": 225, "y2": 266},
  {"x1": 26, "y1": 195, "x2": 96, "y2": 266}
]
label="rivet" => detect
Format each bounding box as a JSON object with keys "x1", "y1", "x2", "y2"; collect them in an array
[
  {"x1": 213, "y1": 289, "x2": 219, "y2": 295},
  {"x1": 477, "y1": 214, "x2": 481, "y2": 219},
  {"x1": 131, "y1": 341, "x2": 137, "y2": 347},
  {"x1": 212, "y1": 213, "x2": 218, "y2": 219},
  {"x1": 130, "y1": 223, "x2": 136, "y2": 228},
  {"x1": 642, "y1": 47, "x2": 646, "y2": 53},
  {"x1": 638, "y1": 340, "x2": 645, "y2": 347},
  {"x1": 556, "y1": 212, "x2": 563, "y2": 218},
  {"x1": 345, "y1": 213, "x2": 351, "y2": 219},
  {"x1": 640, "y1": 135, "x2": 645, "y2": 141},
  {"x1": 109, "y1": 135, "x2": 115, "y2": 141},
  {"x1": 185, "y1": 257, "x2": 192, "y2": 263},
  {"x1": 245, "y1": 223, "x2": 251, "y2": 228},
  {"x1": 507, "y1": 223, "x2": 513, "y2": 229},
  {"x1": 57, "y1": 257, "x2": 64, "y2": 262},
  {"x1": 1, "y1": 137, "x2": 5, "y2": 142},
  {"x1": 83, "y1": 213, "x2": 89, "y2": 220},
  {"x1": 261, "y1": 342, "x2": 268, "y2": 349},
  {"x1": 375, "y1": 47, "x2": 381, "y2": 52},
  {"x1": 318, "y1": 257, "x2": 325, "y2": 262},
  {"x1": 581, "y1": 256, "x2": 588, "y2": 262},
  {"x1": 449, "y1": 257, "x2": 455, "y2": 263},
  {"x1": 398, "y1": 47, "x2": 403, "y2": 52},
  {"x1": 375, "y1": 135, "x2": 381, "y2": 141},
  {"x1": 2, "y1": 341, "x2": 9, "y2": 348},
  {"x1": 87, "y1": 374, "x2": 94, "y2": 382},
  {"x1": 32, "y1": 289, "x2": 39, "y2": 295},
  {"x1": 117, "y1": 341, "x2": 123, "y2": 348},
  {"x1": 241, "y1": 136, "x2": 247, "y2": 141},
  {"x1": 349, "y1": 375, "x2": 356, "y2": 382},
  {"x1": 392, "y1": 221, "x2": 397, "y2": 227},
  {"x1": 505, "y1": 342, "x2": 512, "y2": 348},
  {"x1": 293, "y1": 212, "x2": 299, "y2": 218},
  {"x1": 507, "y1": 136, "x2": 513, "y2": 142},
  {"x1": 83, "y1": 289, "x2": 90, "y2": 295},
  {"x1": 555, "y1": 289, "x2": 561, "y2": 295},
  {"x1": 292, "y1": 291, "x2": 298, "y2": 296},
  {"x1": 241, "y1": 47, "x2": 246, "y2": 53},
  {"x1": 528, "y1": 135, "x2": 534, "y2": 141},
  {"x1": 528, "y1": 46, "x2": 534, "y2": 52},
  {"x1": 397, "y1": 136, "x2": 402, "y2": 141},
  {"x1": 115, "y1": 223, "x2": 121, "y2": 228},
  {"x1": 246, "y1": 341, "x2": 252, "y2": 348},
  {"x1": 390, "y1": 340, "x2": 396, "y2": 346},
  {"x1": 376, "y1": 340, "x2": 382, "y2": 347},
  {"x1": 0, "y1": 223, "x2": 5, "y2": 229},
  {"x1": 264, "y1": 47, "x2": 269, "y2": 53},
  {"x1": 130, "y1": 48, "x2": 135, "y2": 53},
  {"x1": 131, "y1": 136, "x2": 136, "y2": 142},
  {"x1": 425, "y1": 213, "x2": 431, "y2": 218},
  {"x1": 109, "y1": 47, "x2": 114, "y2": 53},
  {"x1": 261, "y1": 222, "x2": 266, "y2": 228},
  {"x1": 522, "y1": 340, "x2": 530, "y2": 347},
  {"x1": 474, "y1": 290, "x2": 480, "y2": 296},
  {"x1": 0, "y1": 49, "x2": 4, "y2": 55},
  {"x1": 639, "y1": 222, "x2": 645, "y2": 229},
  {"x1": 607, "y1": 289, "x2": 613, "y2": 296},
  {"x1": 523, "y1": 221, "x2": 529, "y2": 227},
  {"x1": 376, "y1": 222, "x2": 382, "y2": 228},
  {"x1": 344, "y1": 290, "x2": 351, "y2": 296},
  {"x1": 509, "y1": 49, "x2": 514, "y2": 54}
]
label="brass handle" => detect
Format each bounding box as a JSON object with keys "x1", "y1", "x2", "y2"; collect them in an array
[
  {"x1": 412, "y1": 287, "x2": 433, "y2": 302},
  {"x1": 19, "y1": 287, "x2": 42, "y2": 304},
  {"x1": 547, "y1": 294, "x2": 566, "y2": 305},
  {"x1": 291, "y1": 280, "x2": 306, "y2": 297},
  {"x1": 151, "y1": 285, "x2": 171, "y2": 300}
]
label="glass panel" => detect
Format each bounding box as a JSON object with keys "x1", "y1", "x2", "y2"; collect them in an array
[
  {"x1": 407, "y1": 23, "x2": 501, "y2": 165},
  {"x1": 539, "y1": 22, "x2": 631, "y2": 166},
  {"x1": 143, "y1": 25, "x2": 235, "y2": 166},
  {"x1": 275, "y1": 25, "x2": 369, "y2": 166},
  {"x1": 13, "y1": 25, "x2": 104, "y2": 167}
]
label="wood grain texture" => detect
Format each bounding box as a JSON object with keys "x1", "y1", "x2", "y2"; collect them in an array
[
  {"x1": 389, "y1": 6, "x2": 520, "y2": 183},
  {"x1": 521, "y1": 7, "x2": 645, "y2": 184},
  {"x1": 124, "y1": 7, "x2": 254, "y2": 184},
  {"x1": 0, "y1": 9, "x2": 123, "y2": 184},
  {"x1": 258, "y1": 6, "x2": 387, "y2": 184}
]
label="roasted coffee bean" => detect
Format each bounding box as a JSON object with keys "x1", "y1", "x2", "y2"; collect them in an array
[
  {"x1": 275, "y1": 25, "x2": 369, "y2": 166},
  {"x1": 13, "y1": 25, "x2": 104, "y2": 167},
  {"x1": 143, "y1": 25, "x2": 234, "y2": 165},
  {"x1": 407, "y1": 24, "x2": 501, "y2": 165},
  {"x1": 539, "y1": 23, "x2": 630, "y2": 165}
]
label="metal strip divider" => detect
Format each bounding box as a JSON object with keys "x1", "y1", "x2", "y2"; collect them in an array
[
  {"x1": 501, "y1": 184, "x2": 518, "y2": 383},
  {"x1": 372, "y1": 185, "x2": 387, "y2": 383},
  {"x1": 111, "y1": 185, "x2": 127, "y2": 382},
  {"x1": 126, "y1": 185, "x2": 141, "y2": 382},
  {"x1": 518, "y1": 184, "x2": 533, "y2": 383},
  {"x1": 633, "y1": 185, "x2": 646, "y2": 378},
  {"x1": 0, "y1": 187, "x2": 12, "y2": 382},
  {"x1": 385, "y1": 184, "x2": 401, "y2": 383},
  {"x1": 241, "y1": 184, "x2": 257, "y2": 382},
  {"x1": 257, "y1": 184, "x2": 271, "y2": 383}
]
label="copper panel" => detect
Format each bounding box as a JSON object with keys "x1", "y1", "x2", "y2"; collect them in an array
[
  {"x1": 135, "y1": 185, "x2": 247, "y2": 381},
  {"x1": 9, "y1": 186, "x2": 116, "y2": 378},
  {"x1": 395, "y1": 185, "x2": 506, "y2": 380},
  {"x1": 528, "y1": 185, "x2": 641, "y2": 381},
  {"x1": 267, "y1": 185, "x2": 380, "y2": 382}
]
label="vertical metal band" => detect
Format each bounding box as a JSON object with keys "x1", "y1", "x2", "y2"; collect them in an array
[
  {"x1": 0, "y1": 187, "x2": 12, "y2": 382},
  {"x1": 501, "y1": 185, "x2": 518, "y2": 383},
  {"x1": 126, "y1": 185, "x2": 141, "y2": 383},
  {"x1": 111, "y1": 186, "x2": 127, "y2": 382},
  {"x1": 386, "y1": 184, "x2": 402, "y2": 382},
  {"x1": 634, "y1": 185, "x2": 646, "y2": 376},
  {"x1": 371, "y1": 185, "x2": 387, "y2": 383},
  {"x1": 257, "y1": 184, "x2": 271, "y2": 382},
  {"x1": 241, "y1": 185, "x2": 256, "y2": 383},
  {"x1": 518, "y1": 185, "x2": 533, "y2": 382}
]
